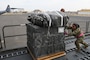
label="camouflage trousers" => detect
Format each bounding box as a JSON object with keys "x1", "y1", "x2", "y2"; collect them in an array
[{"x1": 75, "y1": 36, "x2": 88, "y2": 50}]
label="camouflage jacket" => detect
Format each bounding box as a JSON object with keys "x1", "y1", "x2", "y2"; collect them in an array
[{"x1": 66, "y1": 26, "x2": 84, "y2": 38}]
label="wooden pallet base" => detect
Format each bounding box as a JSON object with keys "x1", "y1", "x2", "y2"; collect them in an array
[
  {"x1": 37, "y1": 51, "x2": 66, "y2": 60},
  {"x1": 27, "y1": 46, "x2": 66, "y2": 60}
]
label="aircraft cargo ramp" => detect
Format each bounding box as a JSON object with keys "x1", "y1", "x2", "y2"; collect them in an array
[{"x1": 0, "y1": 33, "x2": 90, "y2": 60}]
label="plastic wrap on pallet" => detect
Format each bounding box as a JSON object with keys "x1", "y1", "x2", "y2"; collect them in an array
[
  {"x1": 27, "y1": 13, "x2": 49, "y2": 27},
  {"x1": 27, "y1": 41, "x2": 65, "y2": 58},
  {"x1": 27, "y1": 33, "x2": 65, "y2": 47},
  {"x1": 26, "y1": 11, "x2": 69, "y2": 58},
  {"x1": 27, "y1": 24, "x2": 65, "y2": 58},
  {"x1": 27, "y1": 23, "x2": 58, "y2": 34},
  {"x1": 27, "y1": 11, "x2": 69, "y2": 27},
  {"x1": 54, "y1": 42, "x2": 65, "y2": 53},
  {"x1": 27, "y1": 28, "x2": 65, "y2": 47}
]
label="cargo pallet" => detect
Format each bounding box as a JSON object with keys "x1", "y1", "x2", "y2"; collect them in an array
[{"x1": 27, "y1": 46, "x2": 66, "y2": 60}]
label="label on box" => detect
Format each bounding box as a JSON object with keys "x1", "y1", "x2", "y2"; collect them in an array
[{"x1": 58, "y1": 27, "x2": 64, "y2": 33}]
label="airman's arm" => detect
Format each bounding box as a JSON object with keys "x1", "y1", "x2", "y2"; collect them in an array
[{"x1": 68, "y1": 28, "x2": 80, "y2": 36}]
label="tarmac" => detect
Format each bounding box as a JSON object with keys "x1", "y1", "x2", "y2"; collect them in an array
[{"x1": 0, "y1": 13, "x2": 90, "y2": 51}]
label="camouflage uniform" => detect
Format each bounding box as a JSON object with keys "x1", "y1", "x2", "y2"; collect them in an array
[{"x1": 66, "y1": 27, "x2": 88, "y2": 50}]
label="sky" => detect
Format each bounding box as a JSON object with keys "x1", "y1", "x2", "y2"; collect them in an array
[{"x1": 0, "y1": 0, "x2": 90, "y2": 11}]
